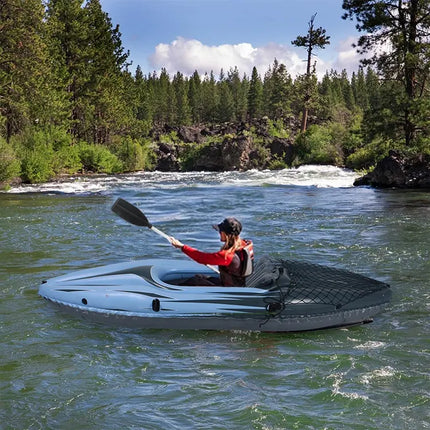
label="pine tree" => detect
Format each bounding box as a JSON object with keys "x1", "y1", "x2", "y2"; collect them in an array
[
  {"x1": 216, "y1": 76, "x2": 235, "y2": 123},
  {"x1": 201, "y1": 72, "x2": 218, "y2": 123},
  {"x1": 84, "y1": 0, "x2": 131, "y2": 143},
  {"x1": 247, "y1": 67, "x2": 263, "y2": 120},
  {"x1": 172, "y1": 72, "x2": 191, "y2": 126},
  {"x1": 292, "y1": 13, "x2": 330, "y2": 131},
  {"x1": 0, "y1": 0, "x2": 62, "y2": 140},
  {"x1": 46, "y1": 0, "x2": 90, "y2": 139},
  {"x1": 152, "y1": 68, "x2": 170, "y2": 125},
  {"x1": 227, "y1": 67, "x2": 248, "y2": 122},
  {"x1": 263, "y1": 59, "x2": 293, "y2": 120},
  {"x1": 342, "y1": 0, "x2": 430, "y2": 147},
  {"x1": 351, "y1": 68, "x2": 369, "y2": 111}
]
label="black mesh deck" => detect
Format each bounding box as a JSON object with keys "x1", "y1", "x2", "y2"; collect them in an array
[{"x1": 247, "y1": 257, "x2": 390, "y2": 309}]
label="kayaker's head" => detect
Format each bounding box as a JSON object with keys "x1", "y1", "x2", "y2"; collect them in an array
[{"x1": 213, "y1": 217, "x2": 242, "y2": 237}]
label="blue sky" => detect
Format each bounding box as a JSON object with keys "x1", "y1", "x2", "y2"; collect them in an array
[{"x1": 100, "y1": 0, "x2": 362, "y2": 79}]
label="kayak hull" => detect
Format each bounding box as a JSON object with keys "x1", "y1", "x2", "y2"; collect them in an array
[{"x1": 39, "y1": 258, "x2": 391, "y2": 332}]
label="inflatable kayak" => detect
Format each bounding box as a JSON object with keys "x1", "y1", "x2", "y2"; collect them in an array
[{"x1": 39, "y1": 256, "x2": 391, "y2": 332}]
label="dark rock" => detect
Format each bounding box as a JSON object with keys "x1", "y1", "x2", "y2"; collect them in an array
[
  {"x1": 190, "y1": 134, "x2": 257, "y2": 171},
  {"x1": 268, "y1": 138, "x2": 294, "y2": 165},
  {"x1": 192, "y1": 145, "x2": 224, "y2": 171},
  {"x1": 221, "y1": 135, "x2": 254, "y2": 170},
  {"x1": 354, "y1": 151, "x2": 430, "y2": 188},
  {"x1": 155, "y1": 143, "x2": 179, "y2": 171},
  {"x1": 177, "y1": 126, "x2": 204, "y2": 144}
]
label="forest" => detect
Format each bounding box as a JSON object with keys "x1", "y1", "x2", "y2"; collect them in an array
[{"x1": 0, "y1": 0, "x2": 429, "y2": 187}]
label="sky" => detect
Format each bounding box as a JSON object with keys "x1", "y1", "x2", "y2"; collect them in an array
[{"x1": 99, "y1": 0, "x2": 363, "y2": 79}]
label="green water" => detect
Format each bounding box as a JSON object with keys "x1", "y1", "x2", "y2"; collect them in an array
[{"x1": 1, "y1": 173, "x2": 429, "y2": 429}]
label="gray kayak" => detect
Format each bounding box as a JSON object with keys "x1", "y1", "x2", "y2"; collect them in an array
[{"x1": 39, "y1": 256, "x2": 391, "y2": 332}]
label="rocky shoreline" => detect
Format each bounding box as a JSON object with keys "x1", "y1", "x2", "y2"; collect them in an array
[
  {"x1": 354, "y1": 151, "x2": 430, "y2": 189},
  {"x1": 155, "y1": 124, "x2": 430, "y2": 189},
  {"x1": 152, "y1": 120, "x2": 295, "y2": 172},
  {"x1": 3, "y1": 122, "x2": 430, "y2": 190}
]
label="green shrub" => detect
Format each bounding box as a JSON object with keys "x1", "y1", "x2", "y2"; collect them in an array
[
  {"x1": 11, "y1": 128, "x2": 55, "y2": 183},
  {"x1": 0, "y1": 138, "x2": 20, "y2": 185},
  {"x1": 294, "y1": 124, "x2": 344, "y2": 166},
  {"x1": 108, "y1": 136, "x2": 155, "y2": 172},
  {"x1": 346, "y1": 137, "x2": 402, "y2": 170},
  {"x1": 21, "y1": 146, "x2": 54, "y2": 183},
  {"x1": 268, "y1": 154, "x2": 288, "y2": 170},
  {"x1": 267, "y1": 119, "x2": 290, "y2": 139},
  {"x1": 52, "y1": 145, "x2": 82, "y2": 174},
  {"x1": 77, "y1": 142, "x2": 122, "y2": 174},
  {"x1": 179, "y1": 142, "x2": 205, "y2": 171}
]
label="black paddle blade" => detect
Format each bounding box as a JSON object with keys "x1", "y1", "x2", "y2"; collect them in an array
[{"x1": 111, "y1": 198, "x2": 152, "y2": 228}]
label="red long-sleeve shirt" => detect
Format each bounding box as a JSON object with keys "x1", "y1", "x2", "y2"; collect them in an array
[{"x1": 181, "y1": 244, "x2": 235, "y2": 266}]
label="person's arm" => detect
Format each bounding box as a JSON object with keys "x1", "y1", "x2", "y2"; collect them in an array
[
  {"x1": 169, "y1": 236, "x2": 233, "y2": 266},
  {"x1": 181, "y1": 245, "x2": 234, "y2": 266}
]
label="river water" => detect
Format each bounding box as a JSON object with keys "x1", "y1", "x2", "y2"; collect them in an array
[{"x1": 1, "y1": 166, "x2": 429, "y2": 429}]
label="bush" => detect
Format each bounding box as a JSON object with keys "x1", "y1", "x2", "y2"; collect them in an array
[
  {"x1": 179, "y1": 142, "x2": 206, "y2": 171},
  {"x1": 294, "y1": 124, "x2": 344, "y2": 166},
  {"x1": 21, "y1": 147, "x2": 54, "y2": 183},
  {"x1": 267, "y1": 154, "x2": 289, "y2": 170},
  {"x1": 267, "y1": 119, "x2": 290, "y2": 139},
  {"x1": 52, "y1": 145, "x2": 82, "y2": 174},
  {"x1": 108, "y1": 136, "x2": 155, "y2": 172},
  {"x1": 346, "y1": 137, "x2": 402, "y2": 170},
  {"x1": 77, "y1": 142, "x2": 122, "y2": 174},
  {"x1": 0, "y1": 138, "x2": 20, "y2": 185},
  {"x1": 11, "y1": 128, "x2": 55, "y2": 183}
]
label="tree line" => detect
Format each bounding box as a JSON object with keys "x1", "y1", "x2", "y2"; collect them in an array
[{"x1": 0, "y1": 0, "x2": 429, "y2": 186}]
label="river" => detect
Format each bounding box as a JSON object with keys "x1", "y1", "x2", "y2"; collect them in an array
[{"x1": 1, "y1": 166, "x2": 429, "y2": 429}]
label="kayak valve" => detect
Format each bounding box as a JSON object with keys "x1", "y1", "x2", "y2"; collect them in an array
[{"x1": 152, "y1": 299, "x2": 160, "y2": 312}]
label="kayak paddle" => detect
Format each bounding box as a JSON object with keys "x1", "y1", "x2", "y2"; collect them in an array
[
  {"x1": 111, "y1": 198, "x2": 219, "y2": 274},
  {"x1": 112, "y1": 197, "x2": 171, "y2": 241}
]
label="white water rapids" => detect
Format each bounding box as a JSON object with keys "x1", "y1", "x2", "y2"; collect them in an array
[{"x1": 8, "y1": 165, "x2": 359, "y2": 194}]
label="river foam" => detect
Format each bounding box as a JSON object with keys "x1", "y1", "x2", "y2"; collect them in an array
[{"x1": 7, "y1": 165, "x2": 358, "y2": 194}]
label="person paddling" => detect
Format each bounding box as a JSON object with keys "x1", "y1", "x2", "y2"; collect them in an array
[{"x1": 169, "y1": 217, "x2": 254, "y2": 286}]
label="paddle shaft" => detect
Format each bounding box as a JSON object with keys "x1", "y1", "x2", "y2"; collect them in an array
[
  {"x1": 152, "y1": 226, "x2": 219, "y2": 274},
  {"x1": 112, "y1": 198, "x2": 219, "y2": 274}
]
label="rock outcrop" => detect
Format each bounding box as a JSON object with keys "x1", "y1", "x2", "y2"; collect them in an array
[
  {"x1": 154, "y1": 121, "x2": 295, "y2": 172},
  {"x1": 354, "y1": 151, "x2": 430, "y2": 188}
]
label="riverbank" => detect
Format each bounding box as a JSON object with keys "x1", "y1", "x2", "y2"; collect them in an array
[{"x1": 2, "y1": 122, "x2": 429, "y2": 191}]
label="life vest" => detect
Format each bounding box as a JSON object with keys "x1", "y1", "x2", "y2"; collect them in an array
[{"x1": 219, "y1": 240, "x2": 254, "y2": 286}]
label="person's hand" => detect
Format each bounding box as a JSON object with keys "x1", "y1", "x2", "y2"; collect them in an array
[{"x1": 169, "y1": 237, "x2": 184, "y2": 249}]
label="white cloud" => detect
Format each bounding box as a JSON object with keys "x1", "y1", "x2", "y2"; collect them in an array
[
  {"x1": 148, "y1": 36, "x2": 362, "y2": 79},
  {"x1": 332, "y1": 36, "x2": 363, "y2": 75}
]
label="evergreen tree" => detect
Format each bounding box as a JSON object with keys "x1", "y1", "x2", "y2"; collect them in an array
[
  {"x1": 46, "y1": 0, "x2": 91, "y2": 139},
  {"x1": 188, "y1": 71, "x2": 203, "y2": 123},
  {"x1": 134, "y1": 66, "x2": 153, "y2": 123},
  {"x1": 46, "y1": 0, "x2": 131, "y2": 143},
  {"x1": 340, "y1": 69, "x2": 354, "y2": 110},
  {"x1": 153, "y1": 68, "x2": 170, "y2": 125},
  {"x1": 216, "y1": 76, "x2": 235, "y2": 123},
  {"x1": 172, "y1": 72, "x2": 191, "y2": 126},
  {"x1": 247, "y1": 67, "x2": 264, "y2": 120},
  {"x1": 263, "y1": 59, "x2": 293, "y2": 120},
  {"x1": 342, "y1": 0, "x2": 430, "y2": 147},
  {"x1": 351, "y1": 68, "x2": 369, "y2": 111},
  {"x1": 227, "y1": 67, "x2": 248, "y2": 122},
  {"x1": 292, "y1": 14, "x2": 330, "y2": 131},
  {"x1": 84, "y1": 0, "x2": 131, "y2": 143},
  {"x1": 0, "y1": 0, "x2": 63, "y2": 140},
  {"x1": 201, "y1": 72, "x2": 218, "y2": 123}
]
